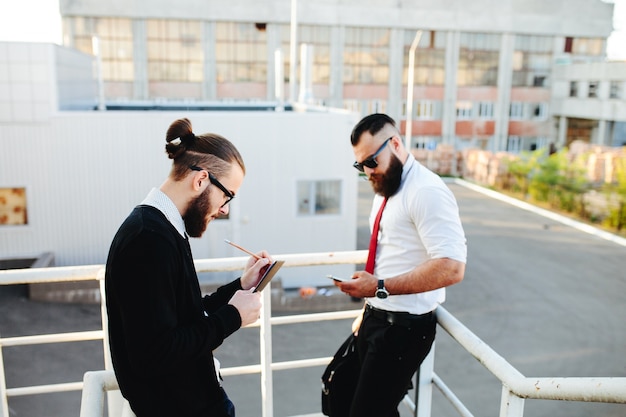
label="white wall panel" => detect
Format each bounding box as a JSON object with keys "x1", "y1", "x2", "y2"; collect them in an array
[{"x1": 0, "y1": 110, "x2": 360, "y2": 287}]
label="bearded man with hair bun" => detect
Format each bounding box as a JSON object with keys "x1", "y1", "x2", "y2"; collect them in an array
[{"x1": 105, "y1": 118, "x2": 271, "y2": 417}]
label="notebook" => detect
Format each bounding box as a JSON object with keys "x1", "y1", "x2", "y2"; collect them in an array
[{"x1": 254, "y1": 260, "x2": 285, "y2": 292}]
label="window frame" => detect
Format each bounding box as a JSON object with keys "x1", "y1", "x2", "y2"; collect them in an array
[{"x1": 296, "y1": 179, "x2": 342, "y2": 216}]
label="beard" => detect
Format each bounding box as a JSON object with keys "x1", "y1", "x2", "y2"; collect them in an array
[
  {"x1": 369, "y1": 154, "x2": 403, "y2": 198},
  {"x1": 184, "y1": 186, "x2": 214, "y2": 238}
]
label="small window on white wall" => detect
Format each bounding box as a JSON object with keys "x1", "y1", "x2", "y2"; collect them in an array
[
  {"x1": 588, "y1": 81, "x2": 599, "y2": 98},
  {"x1": 297, "y1": 180, "x2": 341, "y2": 216},
  {"x1": 569, "y1": 81, "x2": 578, "y2": 97},
  {"x1": 610, "y1": 81, "x2": 621, "y2": 99}
]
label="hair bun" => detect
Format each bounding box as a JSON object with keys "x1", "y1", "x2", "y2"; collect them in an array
[{"x1": 180, "y1": 133, "x2": 196, "y2": 146}]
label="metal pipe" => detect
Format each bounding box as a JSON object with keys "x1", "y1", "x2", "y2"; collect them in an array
[
  {"x1": 405, "y1": 30, "x2": 422, "y2": 149},
  {"x1": 289, "y1": 0, "x2": 298, "y2": 102},
  {"x1": 432, "y1": 372, "x2": 475, "y2": 417}
]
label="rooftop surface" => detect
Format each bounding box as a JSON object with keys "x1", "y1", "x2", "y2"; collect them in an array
[{"x1": 1, "y1": 182, "x2": 625, "y2": 417}]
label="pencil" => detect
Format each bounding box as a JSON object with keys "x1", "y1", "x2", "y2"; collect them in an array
[{"x1": 224, "y1": 239, "x2": 261, "y2": 260}]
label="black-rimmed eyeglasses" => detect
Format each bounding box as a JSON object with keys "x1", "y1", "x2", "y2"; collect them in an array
[
  {"x1": 189, "y1": 165, "x2": 235, "y2": 207},
  {"x1": 353, "y1": 137, "x2": 392, "y2": 172}
]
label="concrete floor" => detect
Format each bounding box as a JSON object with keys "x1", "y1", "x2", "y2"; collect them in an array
[{"x1": 1, "y1": 180, "x2": 625, "y2": 417}]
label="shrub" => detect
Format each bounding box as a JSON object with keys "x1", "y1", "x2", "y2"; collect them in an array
[{"x1": 603, "y1": 157, "x2": 626, "y2": 231}]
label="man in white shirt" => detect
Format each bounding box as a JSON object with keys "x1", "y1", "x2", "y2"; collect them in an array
[{"x1": 333, "y1": 113, "x2": 467, "y2": 417}]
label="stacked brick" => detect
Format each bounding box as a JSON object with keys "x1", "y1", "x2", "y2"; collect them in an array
[
  {"x1": 568, "y1": 140, "x2": 626, "y2": 184},
  {"x1": 412, "y1": 141, "x2": 626, "y2": 186},
  {"x1": 411, "y1": 144, "x2": 459, "y2": 176}
]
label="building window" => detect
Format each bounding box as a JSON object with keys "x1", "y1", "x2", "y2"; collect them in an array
[
  {"x1": 477, "y1": 102, "x2": 494, "y2": 119},
  {"x1": 402, "y1": 30, "x2": 446, "y2": 86},
  {"x1": 507, "y1": 136, "x2": 522, "y2": 153},
  {"x1": 216, "y1": 22, "x2": 268, "y2": 83},
  {"x1": 509, "y1": 102, "x2": 547, "y2": 120},
  {"x1": 64, "y1": 17, "x2": 134, "y2": 81},
  {"x1": 456, "y1": 101, "x2": 473, "y2": 119},
  {"x1": 0, "y1": 188, "x2": 27, "y2": 225},
  {"x1": 569, "y1": 81, "x2": 578, "y2": 97},
  {"x1": 533, "y1": 76, "x2": 547, "y2": 87},
  {"x1": 457, "y1": 33, "x2": 500, "y2": 86},
  {"x1": 531, "y1": 103, "x2": 547, "y2": 120},
  {"x1": 280, "y1": 24, "x2": 331, "y2": 85},
  {"x1": 610, "y1": 81, "x2": 622, "y2": 99},
  {"x1": 147, "y1": 19, "x2": 203, "y2": 82},
  {"x1": 343, "y1": 27, "x2": 390, "y2": 84},
  {"x1": 345, "y1": 99, "x2": 387, "y2": 115},
  {"x1": 571, "y1": 38, "x2": 604, "y2": 56},
  {"x1": 564, "y1": 37, "x2": 573, "y2": 53},
  {"x1": 414, "y1": 136, "x2": 440, "y2": 149},
  {"x1": 297, "y1": 180, "x2": 341, "y2": 216},
  {"x1": 509, "y1": 102, "x2": 524, "y2": 119},
  {"x1": 507, "y1": 136, "x2": 549, "y2": 153},
  {"x1": 534, "y1": 137, "x2": 549, "y2": 150},
  {"x1": 512, "y1": 35, "x2": 553, "y2": 88},
  {"x1": 405, "y1": 100, "x2": 440, "y2": 119},
  {"x1": 588, "y1": 81, "x2": 599, "y2": 98}
]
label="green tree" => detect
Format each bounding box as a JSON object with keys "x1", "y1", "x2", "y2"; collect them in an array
[
  {"x1": 556, "y1": 150, "x2": 588, "y2": 215},
  {"x1": 528, "y1": 148, "x2": 560, "y2": 203},
  {"x1": 504, "y1": 149, "x2": 542, "y2": 197}
]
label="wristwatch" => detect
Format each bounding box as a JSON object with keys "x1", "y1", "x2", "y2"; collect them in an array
[{"x1": 375, "y1": 279, "x2": 389, "y2": 299}]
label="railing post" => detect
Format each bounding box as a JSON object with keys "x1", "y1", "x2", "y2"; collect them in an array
[
  {"x1": 97, "y1": 269, "x2": 127, "y2": 417},
  {"x1": 0, "y1": 334, "x2": 8, "y2": 417},
  {"x1": 80, "y1": 371, "x2": 106, "y2": 417},
  {"x1": 415, "y1": 342, "x2": 435, "y2": 417},
  {"x1": 499, "y1": 386, "x2": 525, "y2": 417},
  {"x1": 259, "y1": 284, "x2": 274, "y2": 417}
]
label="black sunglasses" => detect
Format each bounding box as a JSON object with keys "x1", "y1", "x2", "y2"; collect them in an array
[
  {"x1": 189, "y1": 165, "x2": 235, "y2": 207},
  {"x1": 353, "y1": 137, "x2": 392, "y2": 172}
]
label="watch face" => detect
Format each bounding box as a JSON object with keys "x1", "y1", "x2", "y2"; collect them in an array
[{"x1": 376, "y1": 289, "x2": 388, "y2": 299}]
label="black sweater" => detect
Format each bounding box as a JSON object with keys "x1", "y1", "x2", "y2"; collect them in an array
[{"x1": 105, "y1": 205, "x2": 242, "y2": 416}]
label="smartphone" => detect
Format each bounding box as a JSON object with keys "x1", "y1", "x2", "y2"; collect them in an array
[{"x1": 326, "y1": 274, "x2": 351, "y2": 282}]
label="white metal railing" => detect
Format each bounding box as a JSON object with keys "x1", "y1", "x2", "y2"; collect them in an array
[
  {"x1": 0, "y1": 251, "x2": 365, "y2": 417},
  {"x1": 432, "y1": 307, "x2": 626, "y2": 416},
  {"x1": 1, "y1": 251, "x2": 626, "y2": 417}
]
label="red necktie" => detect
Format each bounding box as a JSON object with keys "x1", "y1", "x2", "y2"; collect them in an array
[{"x1": 365, "y1": 198, "x2": 387, "y2": 274}]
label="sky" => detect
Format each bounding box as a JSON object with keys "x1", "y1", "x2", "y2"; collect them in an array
[{"x1": 0, "y1": 0, "x2": 624, "y2": 60}]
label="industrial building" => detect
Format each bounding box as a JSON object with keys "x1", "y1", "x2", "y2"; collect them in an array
[{"x1": 58, "y1": 0, "x2": 618, "y2": 151}]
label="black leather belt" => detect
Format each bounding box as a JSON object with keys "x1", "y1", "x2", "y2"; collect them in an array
[{"x1": 365, "y1": 304, "x2": 434, "y2": 328}]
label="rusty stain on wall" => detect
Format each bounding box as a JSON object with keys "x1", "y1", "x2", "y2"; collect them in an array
[{"x1": 0, "y1": 188, "x2": 28, "y2": 225}]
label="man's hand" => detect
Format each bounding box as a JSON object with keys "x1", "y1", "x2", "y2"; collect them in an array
[
  {"x1": 333, "y1": 270, "x2": 377, "y2": 298},
  {"x1": 228, "y1": 289, "x2": 262, "y2": 327},
  {"x1": 240, "y1": 250, "x2": 272, "y2": 290},
  {"x1": 335, "y1": 258, "x2": 466, "y2": 298}
]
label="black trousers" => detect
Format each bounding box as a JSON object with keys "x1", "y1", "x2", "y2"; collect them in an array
[
  {"x1": 348, "y1": 306, "x2": 436, "y2": 417},
  {"x1": 216, "y1": 387, "x2": 235, "y2": 417}
]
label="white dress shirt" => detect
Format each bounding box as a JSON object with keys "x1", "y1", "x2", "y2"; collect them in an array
[
  {"x1": 141, "y1": 188, "x2": 187, "y2": 238},
  {"x1": 366, "y1": 154, "x2": 467, "y2": 315}
]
